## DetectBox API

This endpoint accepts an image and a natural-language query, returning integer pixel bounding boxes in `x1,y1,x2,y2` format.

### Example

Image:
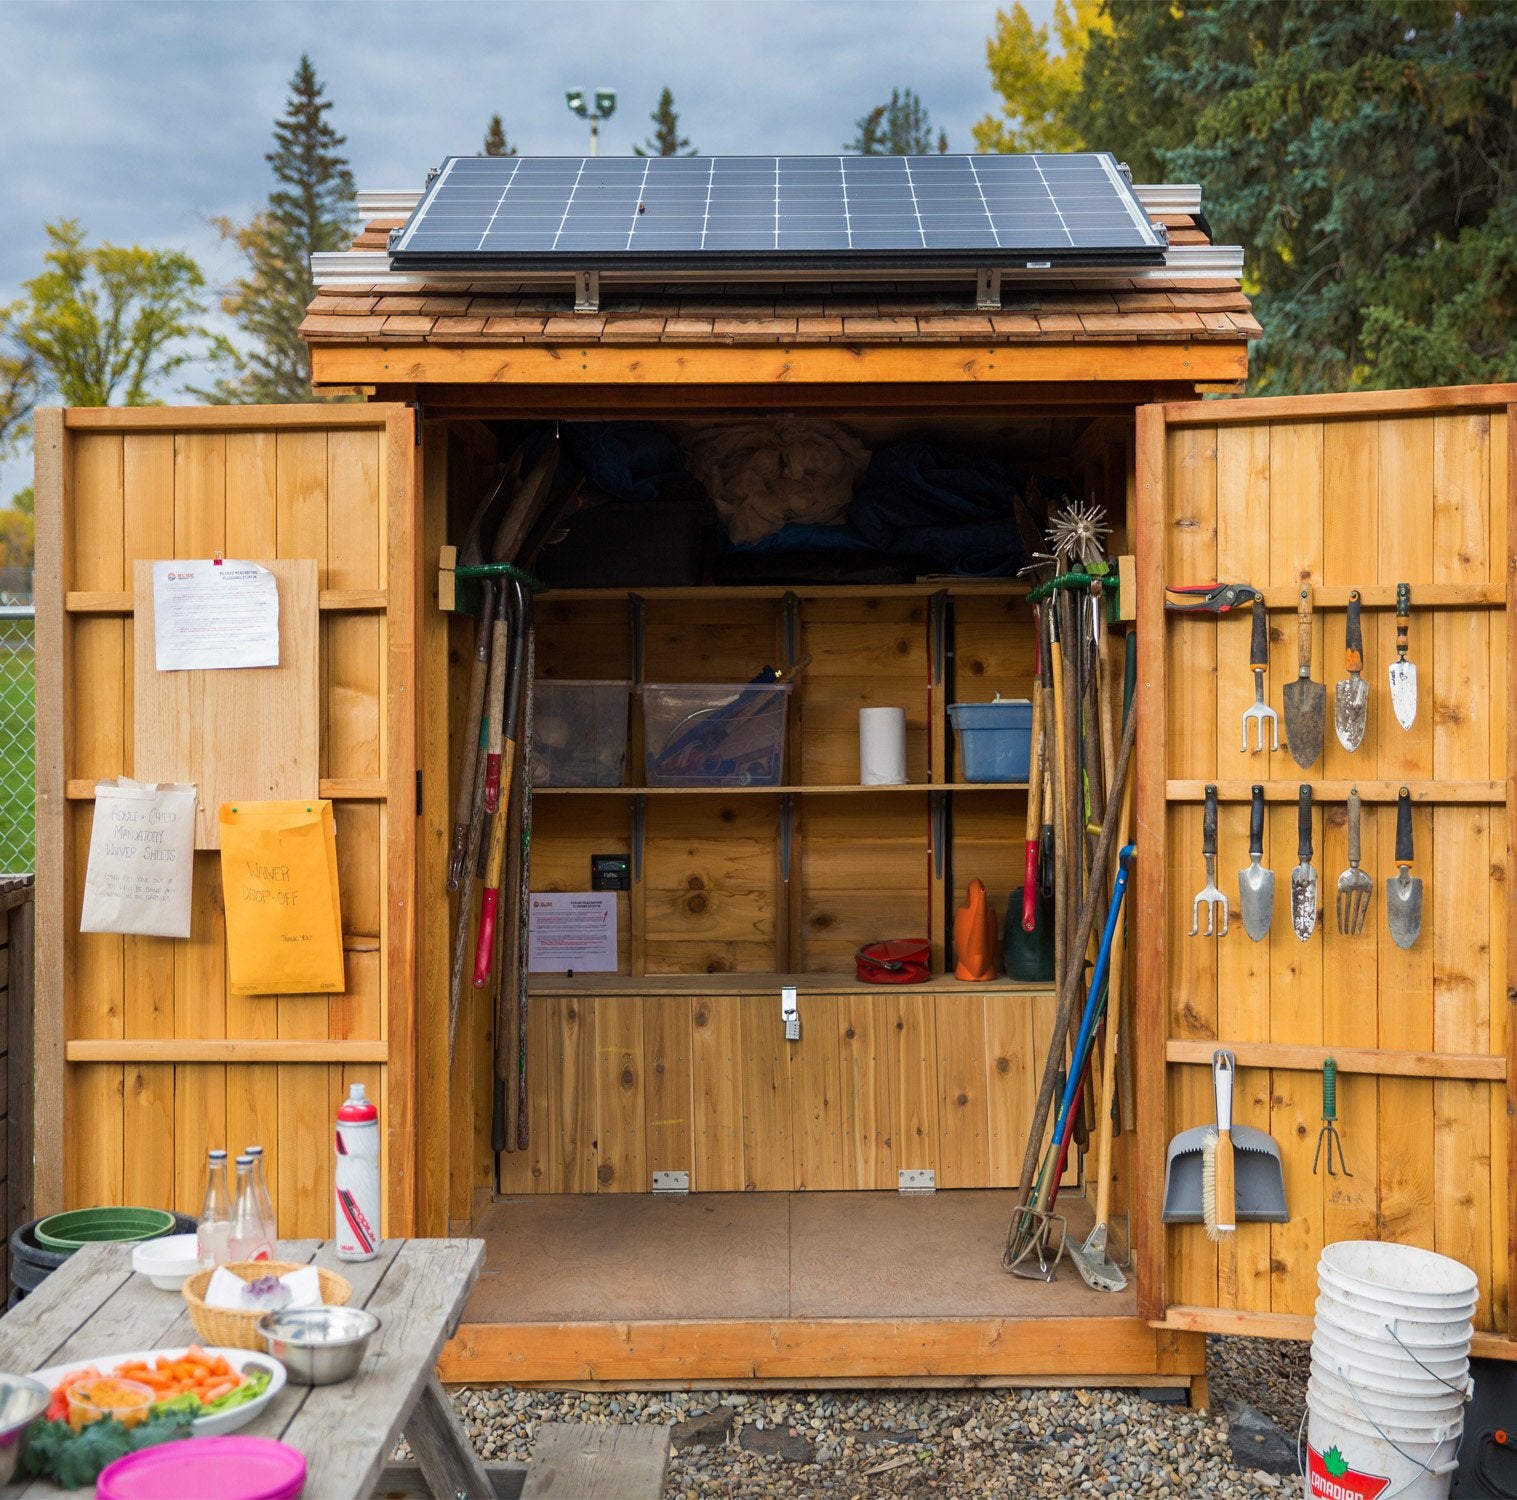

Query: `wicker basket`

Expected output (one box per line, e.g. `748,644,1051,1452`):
182,1260,352,1351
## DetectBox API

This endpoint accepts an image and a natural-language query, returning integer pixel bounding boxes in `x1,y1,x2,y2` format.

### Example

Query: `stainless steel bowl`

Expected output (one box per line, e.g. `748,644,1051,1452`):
257,1305,381,1385
0,1374,49,1484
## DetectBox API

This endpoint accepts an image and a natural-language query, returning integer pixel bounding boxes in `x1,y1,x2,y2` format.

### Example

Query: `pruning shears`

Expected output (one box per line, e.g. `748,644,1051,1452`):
1164,582,1262,615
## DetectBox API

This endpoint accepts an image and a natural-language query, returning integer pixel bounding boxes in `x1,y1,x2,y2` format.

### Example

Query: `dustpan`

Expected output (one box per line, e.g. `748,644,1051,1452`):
1162,1123,1288,1223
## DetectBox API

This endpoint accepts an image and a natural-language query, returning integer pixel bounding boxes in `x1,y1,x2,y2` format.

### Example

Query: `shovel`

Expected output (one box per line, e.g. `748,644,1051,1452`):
1333,589,1368,752
1282,583,1325,769
1386,786,1423,949
1237,783,1273,942
1389,583,1418,731
1291,784,1318,943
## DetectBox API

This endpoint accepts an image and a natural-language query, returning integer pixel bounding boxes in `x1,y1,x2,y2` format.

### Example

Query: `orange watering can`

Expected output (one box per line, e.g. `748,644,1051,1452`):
953,878,996,982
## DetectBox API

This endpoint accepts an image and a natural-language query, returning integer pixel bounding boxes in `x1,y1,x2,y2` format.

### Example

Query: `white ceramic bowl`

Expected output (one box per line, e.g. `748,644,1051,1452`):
130,1234,208,1291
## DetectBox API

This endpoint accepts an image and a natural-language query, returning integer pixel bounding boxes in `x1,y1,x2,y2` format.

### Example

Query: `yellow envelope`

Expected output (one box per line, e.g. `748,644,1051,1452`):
219,800,344,995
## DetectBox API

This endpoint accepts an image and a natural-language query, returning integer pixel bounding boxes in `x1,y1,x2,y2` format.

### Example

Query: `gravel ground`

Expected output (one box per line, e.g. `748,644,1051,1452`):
448,1336,1311,1498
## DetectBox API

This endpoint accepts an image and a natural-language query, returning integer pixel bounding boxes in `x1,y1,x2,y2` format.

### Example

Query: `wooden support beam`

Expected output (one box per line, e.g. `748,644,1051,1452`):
1160,381,1517,427
1157,1305,1517,1362
61,405,396,431
1167,779,1504,805
65,588,388,614
1232,583,1503,609
313,341,1249,391
65,778,387,801
65,1039,389,1064
1166,1040,1505,1081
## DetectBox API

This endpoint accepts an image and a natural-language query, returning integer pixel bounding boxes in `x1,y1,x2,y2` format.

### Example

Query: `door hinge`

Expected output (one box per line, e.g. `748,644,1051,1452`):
898,1169,935,1195
652,1171,689,1195
415,769,423,815
410,402,422,445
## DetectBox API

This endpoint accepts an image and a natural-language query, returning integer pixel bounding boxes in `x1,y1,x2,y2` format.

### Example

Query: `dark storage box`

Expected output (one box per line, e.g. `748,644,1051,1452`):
536,500,706,588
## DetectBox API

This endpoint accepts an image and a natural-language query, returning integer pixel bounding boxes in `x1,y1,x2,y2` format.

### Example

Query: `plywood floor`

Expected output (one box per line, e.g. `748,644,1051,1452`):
464,1190,1134,1324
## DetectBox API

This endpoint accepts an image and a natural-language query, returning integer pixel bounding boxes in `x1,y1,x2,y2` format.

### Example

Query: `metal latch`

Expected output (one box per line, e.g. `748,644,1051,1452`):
781,985,799,1042
652,1171,689,1195
898,1169,936,1195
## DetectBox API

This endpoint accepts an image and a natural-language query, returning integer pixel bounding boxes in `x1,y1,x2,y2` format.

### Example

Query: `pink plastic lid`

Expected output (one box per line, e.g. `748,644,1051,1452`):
98,1436,306,1500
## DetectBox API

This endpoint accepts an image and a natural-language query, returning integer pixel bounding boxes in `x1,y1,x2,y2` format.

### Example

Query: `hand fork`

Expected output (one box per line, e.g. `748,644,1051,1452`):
1335,787,1373,935
1241,597,1280,753
1190,783,1229,936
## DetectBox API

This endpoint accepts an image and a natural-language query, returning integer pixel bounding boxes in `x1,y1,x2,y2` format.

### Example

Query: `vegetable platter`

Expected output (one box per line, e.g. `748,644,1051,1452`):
31,1345,285,1438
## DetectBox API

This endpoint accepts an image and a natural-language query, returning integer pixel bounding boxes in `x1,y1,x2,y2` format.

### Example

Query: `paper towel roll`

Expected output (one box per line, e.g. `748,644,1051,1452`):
859,707,908,785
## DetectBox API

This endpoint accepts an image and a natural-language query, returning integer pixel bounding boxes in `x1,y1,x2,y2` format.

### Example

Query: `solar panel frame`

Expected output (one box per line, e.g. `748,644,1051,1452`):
388,152,1166,272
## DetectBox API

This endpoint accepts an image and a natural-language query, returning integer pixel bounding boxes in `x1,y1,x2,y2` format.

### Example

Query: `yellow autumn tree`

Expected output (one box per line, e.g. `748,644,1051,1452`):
973,0,1111,154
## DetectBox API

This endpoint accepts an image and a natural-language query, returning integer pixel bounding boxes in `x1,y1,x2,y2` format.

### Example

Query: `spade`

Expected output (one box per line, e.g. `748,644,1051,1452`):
1282,584,1325,770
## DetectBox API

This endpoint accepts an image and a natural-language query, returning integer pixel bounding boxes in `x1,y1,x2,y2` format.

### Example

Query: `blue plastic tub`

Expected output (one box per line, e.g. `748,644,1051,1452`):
948,698,1033,782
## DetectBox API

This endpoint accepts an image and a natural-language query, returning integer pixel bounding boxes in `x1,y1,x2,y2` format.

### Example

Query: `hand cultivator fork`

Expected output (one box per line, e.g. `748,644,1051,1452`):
1189,784,1229,937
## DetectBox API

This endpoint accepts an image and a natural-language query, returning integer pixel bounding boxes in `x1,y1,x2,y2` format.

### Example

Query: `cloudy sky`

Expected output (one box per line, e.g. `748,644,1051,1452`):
1,0,1055,498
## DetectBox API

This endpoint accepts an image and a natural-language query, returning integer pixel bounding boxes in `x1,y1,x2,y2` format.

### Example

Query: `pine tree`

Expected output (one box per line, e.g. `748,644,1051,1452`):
845,88,943,154
201,55,356,404
483,115,517,157
633,88,696,157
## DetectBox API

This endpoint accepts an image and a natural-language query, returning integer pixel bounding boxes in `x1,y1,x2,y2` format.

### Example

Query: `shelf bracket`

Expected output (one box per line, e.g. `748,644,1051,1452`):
930,789,946,880
629,593,646,685
782,590,800,669
779,793,794,884
930,588,950,687
630,794,645,884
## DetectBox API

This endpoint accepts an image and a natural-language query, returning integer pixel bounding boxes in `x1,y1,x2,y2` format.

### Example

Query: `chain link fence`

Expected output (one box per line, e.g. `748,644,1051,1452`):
0,599,35,874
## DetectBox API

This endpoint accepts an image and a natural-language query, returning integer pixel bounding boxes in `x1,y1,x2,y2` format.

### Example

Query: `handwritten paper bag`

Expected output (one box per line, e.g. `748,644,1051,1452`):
80,778,197,938
219,800,344,995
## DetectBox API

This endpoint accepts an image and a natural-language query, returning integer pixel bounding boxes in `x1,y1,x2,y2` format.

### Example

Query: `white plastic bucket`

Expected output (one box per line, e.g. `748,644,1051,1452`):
1305,1398,1459,1500
1319,1241,1479,1311
1306,1242,1475,1499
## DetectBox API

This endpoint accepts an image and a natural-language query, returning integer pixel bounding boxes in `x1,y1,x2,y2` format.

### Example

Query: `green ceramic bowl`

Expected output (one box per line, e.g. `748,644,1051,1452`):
34,1207,177,1253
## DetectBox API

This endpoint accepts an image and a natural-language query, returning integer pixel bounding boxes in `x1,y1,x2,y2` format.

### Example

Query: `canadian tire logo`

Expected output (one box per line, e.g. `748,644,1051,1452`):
1308,1444,1391,1500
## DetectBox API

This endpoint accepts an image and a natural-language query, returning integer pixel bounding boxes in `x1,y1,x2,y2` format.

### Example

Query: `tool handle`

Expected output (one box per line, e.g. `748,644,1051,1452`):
472,887,500,988
1296,585,1313,674
1344,590,1363,672
1250,596,1269,672
1395,582,1410,659
1202,784,1218,858
1022,844,1039,932
1347,787,1361,866
1396,786,1413,865
1213,1049,1235,1132
1249,784,1265,859
1322,1058,1338,1122
1298,784,1313,861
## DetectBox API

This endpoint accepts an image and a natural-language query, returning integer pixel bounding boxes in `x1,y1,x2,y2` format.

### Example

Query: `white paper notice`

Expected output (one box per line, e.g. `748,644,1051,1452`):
80,778,198,938
528,891,618,974
152,559,280,671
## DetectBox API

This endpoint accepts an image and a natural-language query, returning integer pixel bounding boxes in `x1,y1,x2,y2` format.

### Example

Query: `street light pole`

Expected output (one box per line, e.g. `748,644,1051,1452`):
566,87,616,155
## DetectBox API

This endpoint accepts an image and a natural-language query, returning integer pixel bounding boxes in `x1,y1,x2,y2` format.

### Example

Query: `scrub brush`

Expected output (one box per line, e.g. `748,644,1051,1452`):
1202,1050,1237,1243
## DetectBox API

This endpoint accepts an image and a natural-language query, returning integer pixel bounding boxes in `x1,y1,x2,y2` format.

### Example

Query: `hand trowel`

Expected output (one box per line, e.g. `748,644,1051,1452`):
1238,783,1274,942
1334,589,1368,752
1387,786,1423,949
1389,583,1418,731
1283,584,1325,769
1290,784,1318,942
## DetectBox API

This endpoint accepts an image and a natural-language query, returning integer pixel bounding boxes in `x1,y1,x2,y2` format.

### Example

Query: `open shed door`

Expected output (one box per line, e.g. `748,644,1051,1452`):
1132,384,1516,1352
32,404,419,1238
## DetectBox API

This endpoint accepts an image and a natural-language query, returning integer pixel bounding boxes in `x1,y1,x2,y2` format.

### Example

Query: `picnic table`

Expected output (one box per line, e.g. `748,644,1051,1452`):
0,1237,493,1500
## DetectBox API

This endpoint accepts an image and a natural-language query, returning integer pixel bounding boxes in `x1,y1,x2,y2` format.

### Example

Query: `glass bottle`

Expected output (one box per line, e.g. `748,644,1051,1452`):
245,1145,278,1253
196,1149,232,1268
228,1154,272,1263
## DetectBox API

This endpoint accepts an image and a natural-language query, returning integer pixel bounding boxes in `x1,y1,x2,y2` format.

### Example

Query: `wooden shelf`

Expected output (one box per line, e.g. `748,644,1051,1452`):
536,580,1029,604
532,781,1028,796
529,971,1052,997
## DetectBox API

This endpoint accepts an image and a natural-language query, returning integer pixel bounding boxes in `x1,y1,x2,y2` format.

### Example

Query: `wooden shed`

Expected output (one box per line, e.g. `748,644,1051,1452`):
30,162,1516,1398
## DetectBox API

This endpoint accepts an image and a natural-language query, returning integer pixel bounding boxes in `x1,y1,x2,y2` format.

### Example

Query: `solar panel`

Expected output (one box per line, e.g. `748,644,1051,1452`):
388,153,1166,272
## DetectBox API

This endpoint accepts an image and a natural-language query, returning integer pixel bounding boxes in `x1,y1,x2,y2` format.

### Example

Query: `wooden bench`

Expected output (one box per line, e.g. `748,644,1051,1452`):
376,1420,671,1499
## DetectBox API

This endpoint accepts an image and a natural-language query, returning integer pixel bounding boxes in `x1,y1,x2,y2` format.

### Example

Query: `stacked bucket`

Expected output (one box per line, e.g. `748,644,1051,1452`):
1306,1240,1477,1500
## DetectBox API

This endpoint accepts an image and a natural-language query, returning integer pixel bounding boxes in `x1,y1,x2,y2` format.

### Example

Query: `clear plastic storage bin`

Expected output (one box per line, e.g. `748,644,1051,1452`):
531,680,631,786
641,682,791,786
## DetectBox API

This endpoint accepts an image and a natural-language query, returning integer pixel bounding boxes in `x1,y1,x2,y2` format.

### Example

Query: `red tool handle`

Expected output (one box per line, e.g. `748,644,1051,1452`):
473,887,500,987
1021,842,1040,932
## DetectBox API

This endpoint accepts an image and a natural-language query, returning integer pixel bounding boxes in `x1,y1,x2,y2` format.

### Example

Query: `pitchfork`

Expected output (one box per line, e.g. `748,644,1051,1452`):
1190,784,1229,937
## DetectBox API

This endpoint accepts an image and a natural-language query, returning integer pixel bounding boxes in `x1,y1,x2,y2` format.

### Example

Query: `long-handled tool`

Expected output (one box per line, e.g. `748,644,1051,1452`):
1389,582,1418,730
1335,787,1373,935
1241,595,1279,753
1021,620,1045,932
1202,1050,1237,1242
1238,783,1274,942
1291,783,1319,942
1312,1058,1352,1177
1069,842,1135,1293
1190,783,1228,937
1282,582,1325,769
1002,701,1138,1274
1386,786,1423,948
1334,589,1368,752
449,582,496,891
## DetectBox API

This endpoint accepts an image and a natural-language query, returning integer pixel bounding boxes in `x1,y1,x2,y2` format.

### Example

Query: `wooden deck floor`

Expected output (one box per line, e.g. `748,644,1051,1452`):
460,1190,1131,1324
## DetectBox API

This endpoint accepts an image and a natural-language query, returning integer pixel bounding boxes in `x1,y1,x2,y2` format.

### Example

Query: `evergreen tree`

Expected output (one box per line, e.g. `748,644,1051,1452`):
202,55,356,404
633,88,695,157
845,88,943,154
483,115,518,157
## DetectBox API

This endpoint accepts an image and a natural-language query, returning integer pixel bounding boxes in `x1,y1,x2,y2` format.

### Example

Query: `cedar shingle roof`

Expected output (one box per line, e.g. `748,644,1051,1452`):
301,212,1259,349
